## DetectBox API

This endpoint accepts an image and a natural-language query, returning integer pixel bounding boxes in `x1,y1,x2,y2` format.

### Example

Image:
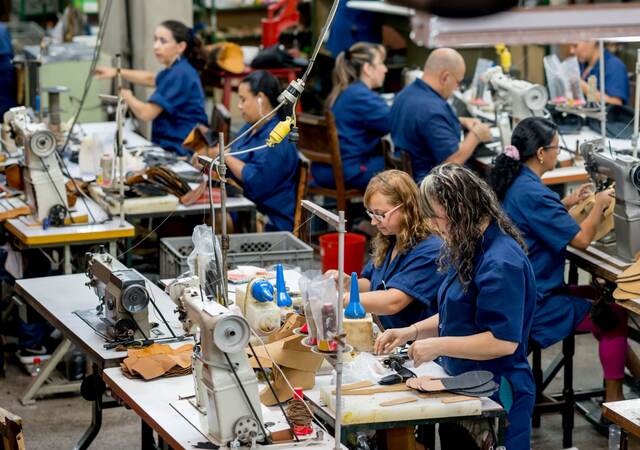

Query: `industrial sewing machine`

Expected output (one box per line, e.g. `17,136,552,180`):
169,282,266,446
85,248,151,341
581,139,640,261
482,66,549,123
1,106,69,222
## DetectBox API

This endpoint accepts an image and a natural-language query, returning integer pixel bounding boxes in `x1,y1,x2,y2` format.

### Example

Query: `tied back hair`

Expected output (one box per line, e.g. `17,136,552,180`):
364,170,432,267
421,164,525,289
241,70,290,120
160,20,206,71
488,117,558,200
326,42,385,109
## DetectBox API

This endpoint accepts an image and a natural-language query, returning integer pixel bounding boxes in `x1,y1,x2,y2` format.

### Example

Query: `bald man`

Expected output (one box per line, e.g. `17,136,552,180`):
390,48,491,182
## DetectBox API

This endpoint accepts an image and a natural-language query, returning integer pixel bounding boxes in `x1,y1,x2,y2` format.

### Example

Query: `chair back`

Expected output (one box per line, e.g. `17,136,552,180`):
0,408,25,450
293,152,310,241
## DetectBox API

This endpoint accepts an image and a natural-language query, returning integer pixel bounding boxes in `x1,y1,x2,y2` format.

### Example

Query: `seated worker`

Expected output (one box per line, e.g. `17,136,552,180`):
376,164,537,450
195,71,299,232
326,0,382,58
572,41,629,105
489,117,640,403
390,48,492,183
311,42,389,190
95,20,208,156
327,170,444,329
0,24,16,120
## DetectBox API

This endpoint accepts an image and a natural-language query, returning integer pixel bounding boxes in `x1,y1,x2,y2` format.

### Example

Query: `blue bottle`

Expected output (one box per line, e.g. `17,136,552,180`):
275,263,292,307
344,272,365,319
251,279,274,302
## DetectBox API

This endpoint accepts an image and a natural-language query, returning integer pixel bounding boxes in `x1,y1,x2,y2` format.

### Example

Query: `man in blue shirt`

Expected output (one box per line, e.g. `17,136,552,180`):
326,0,382,57
572,41,629,105
390,48,492,182
0,24,16,121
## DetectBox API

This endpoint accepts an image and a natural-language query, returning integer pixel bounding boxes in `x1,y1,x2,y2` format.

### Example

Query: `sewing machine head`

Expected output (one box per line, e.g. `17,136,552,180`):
580,139,640,260
86,248,151,341
482,67,549,123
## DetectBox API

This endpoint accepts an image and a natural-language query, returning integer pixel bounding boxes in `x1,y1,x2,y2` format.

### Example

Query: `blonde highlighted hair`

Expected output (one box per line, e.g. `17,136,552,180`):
364,170,432,267
326,42,386,109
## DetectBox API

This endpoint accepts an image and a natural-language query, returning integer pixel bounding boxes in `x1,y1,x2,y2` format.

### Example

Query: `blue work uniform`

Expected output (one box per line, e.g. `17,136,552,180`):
391,79,461,183
437,222,537,450
149,57,208,156
326,0,381,57
229,116,299,232
502,166,590,349
361,235,444,330
580,49,630,104
0,25,16,120
311,81,389,190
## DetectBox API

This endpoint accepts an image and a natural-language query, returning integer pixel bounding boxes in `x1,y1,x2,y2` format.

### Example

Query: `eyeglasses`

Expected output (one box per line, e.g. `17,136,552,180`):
543,144,572,153
366,203,403,222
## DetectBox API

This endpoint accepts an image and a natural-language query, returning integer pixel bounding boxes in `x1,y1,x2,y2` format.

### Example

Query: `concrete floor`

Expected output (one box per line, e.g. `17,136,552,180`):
1,334,640,449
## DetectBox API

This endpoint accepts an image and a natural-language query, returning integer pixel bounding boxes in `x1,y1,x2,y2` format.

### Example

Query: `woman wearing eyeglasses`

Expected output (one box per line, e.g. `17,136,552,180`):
489,117,640,403
328,169,445,330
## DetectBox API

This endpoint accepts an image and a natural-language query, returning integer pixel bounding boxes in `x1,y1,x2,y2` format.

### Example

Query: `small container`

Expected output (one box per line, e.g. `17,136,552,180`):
98,153,113,187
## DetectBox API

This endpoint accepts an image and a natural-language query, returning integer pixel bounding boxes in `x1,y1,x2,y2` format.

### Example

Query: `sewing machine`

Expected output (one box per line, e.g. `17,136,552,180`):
482,67,549,123
2,106,68,222
235,277,282,337
581,139,640,261
85,248,151,341
169,283,265,446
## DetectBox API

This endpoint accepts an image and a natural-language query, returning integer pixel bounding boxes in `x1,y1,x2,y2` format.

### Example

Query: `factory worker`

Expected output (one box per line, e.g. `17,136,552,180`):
327,170,444,329
490,117,640,403
95,20,208,156
312,42,389,190
572,41,629,105
376,164,536,450
390,48,492,183
326,0,382,58
197,71,299,232
0,24,16,121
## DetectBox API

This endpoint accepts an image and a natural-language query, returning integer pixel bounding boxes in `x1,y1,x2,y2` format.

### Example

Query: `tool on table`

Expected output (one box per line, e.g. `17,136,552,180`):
406,370,498,398
378,354,416,385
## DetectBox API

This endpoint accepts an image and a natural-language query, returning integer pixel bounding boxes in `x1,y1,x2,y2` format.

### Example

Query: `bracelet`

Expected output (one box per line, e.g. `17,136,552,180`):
411,324,419,341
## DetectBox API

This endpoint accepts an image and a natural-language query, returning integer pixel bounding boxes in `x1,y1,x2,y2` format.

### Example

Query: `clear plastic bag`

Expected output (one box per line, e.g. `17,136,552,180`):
561,56,585,104
544,54,570,102
187,224,223,300
299,270,322,345
333,352,394,385
308,275,339,352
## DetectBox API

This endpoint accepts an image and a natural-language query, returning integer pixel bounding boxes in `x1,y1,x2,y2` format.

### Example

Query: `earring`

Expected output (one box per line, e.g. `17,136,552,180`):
539,159,544,164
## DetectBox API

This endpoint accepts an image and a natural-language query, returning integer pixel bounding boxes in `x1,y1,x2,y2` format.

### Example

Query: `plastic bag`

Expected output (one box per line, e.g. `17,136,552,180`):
299,270,322,346
333,352,394,385
544,54,570,102
561,56,585,104
187,224,224,300
308,275,339,353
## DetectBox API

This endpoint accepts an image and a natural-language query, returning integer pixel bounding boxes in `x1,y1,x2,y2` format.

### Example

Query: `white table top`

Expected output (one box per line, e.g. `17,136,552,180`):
15,273,187,367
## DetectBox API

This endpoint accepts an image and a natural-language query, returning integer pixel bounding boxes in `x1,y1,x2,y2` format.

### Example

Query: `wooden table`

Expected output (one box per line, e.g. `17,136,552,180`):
603,399,640,450
14,273,188,449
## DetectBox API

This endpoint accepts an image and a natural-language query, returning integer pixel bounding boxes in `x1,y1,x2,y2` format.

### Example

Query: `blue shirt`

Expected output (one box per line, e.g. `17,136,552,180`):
502,166,591,347
580,49,629,104
149,57,208,156
437,222,536,449
0,25,15,120
361,235,444,330
230,116,299,232
326,0,381,57
391,79,461,182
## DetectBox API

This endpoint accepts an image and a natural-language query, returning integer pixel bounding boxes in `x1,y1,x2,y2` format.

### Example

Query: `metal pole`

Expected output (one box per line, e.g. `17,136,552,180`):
115,53,125,227
334,210,345,450
218,132,229,306
633,49,640,158
599,40,607,143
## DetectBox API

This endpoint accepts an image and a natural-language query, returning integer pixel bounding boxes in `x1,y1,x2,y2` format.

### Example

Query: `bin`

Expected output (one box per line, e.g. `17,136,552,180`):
319,232,366,276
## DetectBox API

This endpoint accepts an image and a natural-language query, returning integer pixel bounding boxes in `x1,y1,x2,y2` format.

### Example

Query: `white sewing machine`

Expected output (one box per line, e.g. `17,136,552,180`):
169,283,265,446
482,67,549,123
2,106,68,222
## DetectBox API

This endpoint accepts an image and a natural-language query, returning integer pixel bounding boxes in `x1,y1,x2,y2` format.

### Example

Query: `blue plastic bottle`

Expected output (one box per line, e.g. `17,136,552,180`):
344,272,365,319
275,263,292,307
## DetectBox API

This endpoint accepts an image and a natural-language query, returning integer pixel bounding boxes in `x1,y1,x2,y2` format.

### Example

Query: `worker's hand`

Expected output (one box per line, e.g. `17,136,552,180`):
580,79,589,96
374,327,414,355
408,338,442,367
459,117,480,130
326,269,351,292
342,293,350,308
119,88,133,102
471,123,492,143
94,66,117,79
595,187,614,212
565,183,593,207
191,145,221,169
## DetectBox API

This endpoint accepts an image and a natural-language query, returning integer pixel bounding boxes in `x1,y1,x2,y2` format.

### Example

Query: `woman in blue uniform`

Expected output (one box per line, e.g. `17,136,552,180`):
198,71,299,232
490,117,640,403
95,20,208,156
312,42,389,190
376,164,537,450
328,170,444,329
572,41,629,105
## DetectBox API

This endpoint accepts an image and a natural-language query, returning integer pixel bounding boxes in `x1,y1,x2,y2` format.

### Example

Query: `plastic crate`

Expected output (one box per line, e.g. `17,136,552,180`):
160,232,314,279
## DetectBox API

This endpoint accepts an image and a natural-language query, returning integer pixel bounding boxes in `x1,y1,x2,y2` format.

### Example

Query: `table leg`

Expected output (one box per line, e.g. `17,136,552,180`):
20,338,80,405
621,428,629,450
562,335,575,449
64,244,72,274
141,419,155,450
75,365,105,450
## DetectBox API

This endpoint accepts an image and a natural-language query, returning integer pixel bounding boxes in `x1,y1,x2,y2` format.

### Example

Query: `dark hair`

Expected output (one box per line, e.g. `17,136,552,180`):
488,117,558,200
240,70,289,119
159,20,206,71
421,164,525,289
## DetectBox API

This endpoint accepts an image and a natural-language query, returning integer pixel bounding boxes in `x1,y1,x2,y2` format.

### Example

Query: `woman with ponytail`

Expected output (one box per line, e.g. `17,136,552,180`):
312,42,390,190
95,20,207,156
489,117,640,404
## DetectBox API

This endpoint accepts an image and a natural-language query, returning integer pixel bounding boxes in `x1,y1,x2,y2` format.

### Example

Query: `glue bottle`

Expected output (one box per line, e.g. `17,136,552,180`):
344,272,365,319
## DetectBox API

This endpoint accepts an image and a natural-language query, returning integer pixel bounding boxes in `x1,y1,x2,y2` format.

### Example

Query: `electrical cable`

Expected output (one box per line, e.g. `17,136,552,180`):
147,285,178,338
116,208,177,259
37,155,75,224
223,352,272,445
300,0,341,84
